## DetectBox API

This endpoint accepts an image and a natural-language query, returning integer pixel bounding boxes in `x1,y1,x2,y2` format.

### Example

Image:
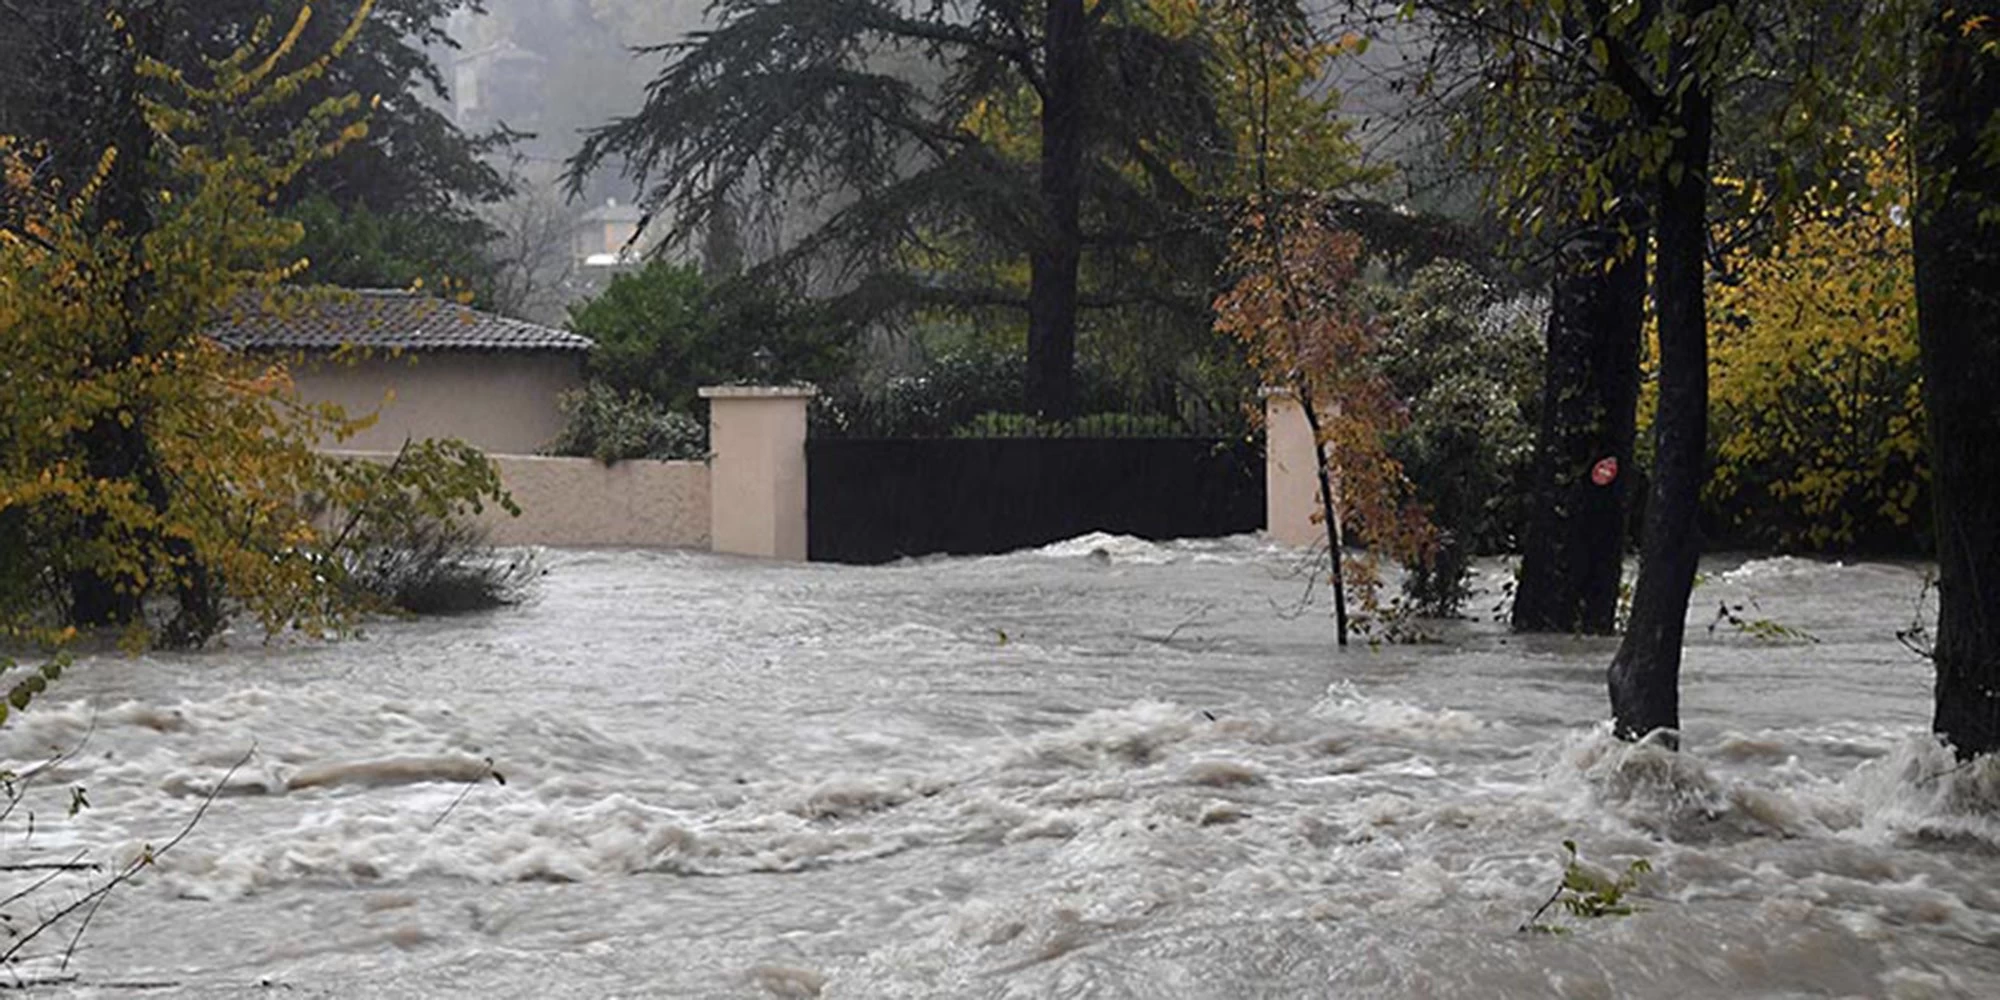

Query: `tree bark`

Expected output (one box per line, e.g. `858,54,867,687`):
1298,394,1350,646
1512,216,1645,634
1511,0,1651,636
68,0,164,629
1915,0,2000,759
1607,2,1720,743
64,0,220,644
1026,0,1086,420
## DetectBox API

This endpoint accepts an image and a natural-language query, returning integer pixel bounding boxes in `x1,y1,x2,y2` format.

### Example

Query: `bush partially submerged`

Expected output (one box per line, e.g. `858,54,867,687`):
546,383,707,464
1375,262,1546,616
313,445,535,618
342,516,536,616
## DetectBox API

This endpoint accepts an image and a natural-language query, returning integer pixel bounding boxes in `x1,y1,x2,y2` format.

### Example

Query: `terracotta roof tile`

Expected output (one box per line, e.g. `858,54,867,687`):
210,289,594,353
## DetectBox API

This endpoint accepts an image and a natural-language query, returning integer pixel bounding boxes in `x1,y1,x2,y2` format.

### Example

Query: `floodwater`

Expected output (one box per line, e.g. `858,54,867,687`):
4,536,1996,998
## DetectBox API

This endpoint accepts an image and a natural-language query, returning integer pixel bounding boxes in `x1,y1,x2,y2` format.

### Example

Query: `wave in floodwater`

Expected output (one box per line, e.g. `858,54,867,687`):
0,541,1992,998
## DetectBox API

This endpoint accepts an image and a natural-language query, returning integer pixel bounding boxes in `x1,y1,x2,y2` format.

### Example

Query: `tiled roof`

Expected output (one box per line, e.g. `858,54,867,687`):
210,289,594,354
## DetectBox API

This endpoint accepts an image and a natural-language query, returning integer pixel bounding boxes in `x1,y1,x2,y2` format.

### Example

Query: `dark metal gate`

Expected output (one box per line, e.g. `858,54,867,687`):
807,437,1264,564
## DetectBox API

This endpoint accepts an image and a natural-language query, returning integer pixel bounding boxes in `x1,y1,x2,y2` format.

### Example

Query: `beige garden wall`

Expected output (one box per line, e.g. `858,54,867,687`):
480,455,711,549
330,451,711,550
295,351,583,456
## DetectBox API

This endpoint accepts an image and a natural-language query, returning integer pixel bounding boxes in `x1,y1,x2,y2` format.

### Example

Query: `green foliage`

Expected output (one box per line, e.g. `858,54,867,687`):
1706,598,1821,644
285,193,499,300
0,3,517,660
952,412,1068,439
952,411,1190,439
1422,0,1907,243
1375,262,1546,616
545,383,708,464
1521,840,1654,934
0,653,68,729
0,1,518,298
813,342,1152,438
341,514,535,616
569,260,855,414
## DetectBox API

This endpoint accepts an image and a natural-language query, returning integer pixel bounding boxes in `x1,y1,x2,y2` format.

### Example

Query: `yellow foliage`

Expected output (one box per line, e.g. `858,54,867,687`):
0,0,510,668
960,1,1379,199
1704,137,1924,548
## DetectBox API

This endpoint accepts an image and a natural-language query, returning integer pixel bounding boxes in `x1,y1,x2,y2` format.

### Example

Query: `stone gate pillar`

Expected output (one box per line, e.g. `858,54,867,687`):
1264,388,1324,549
700,385,816,560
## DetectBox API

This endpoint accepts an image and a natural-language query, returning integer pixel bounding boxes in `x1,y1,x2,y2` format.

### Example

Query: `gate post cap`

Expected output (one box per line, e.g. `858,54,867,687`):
699,384,818,399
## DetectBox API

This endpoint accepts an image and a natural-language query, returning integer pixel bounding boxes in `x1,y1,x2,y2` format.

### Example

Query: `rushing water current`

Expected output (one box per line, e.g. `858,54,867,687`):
6,536,1997,998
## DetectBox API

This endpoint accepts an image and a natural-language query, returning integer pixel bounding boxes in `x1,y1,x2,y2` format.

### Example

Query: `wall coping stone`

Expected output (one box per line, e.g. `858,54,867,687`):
699,385,818,400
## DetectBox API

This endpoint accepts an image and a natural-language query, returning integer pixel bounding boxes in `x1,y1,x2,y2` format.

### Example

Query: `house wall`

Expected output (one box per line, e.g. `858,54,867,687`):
295,351,582,456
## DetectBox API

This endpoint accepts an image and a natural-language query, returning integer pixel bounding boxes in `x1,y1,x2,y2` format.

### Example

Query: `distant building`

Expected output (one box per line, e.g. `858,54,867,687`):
211,290,594,456
574,199,649,267
449,39,550,136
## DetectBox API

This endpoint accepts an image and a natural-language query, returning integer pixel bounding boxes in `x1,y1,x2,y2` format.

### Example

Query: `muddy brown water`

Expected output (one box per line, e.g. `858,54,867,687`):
3,537,1993,998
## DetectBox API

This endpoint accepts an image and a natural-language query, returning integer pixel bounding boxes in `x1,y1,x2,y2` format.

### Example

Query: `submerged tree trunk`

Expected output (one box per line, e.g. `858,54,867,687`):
1607,4,1719,742
1512,1,1652,635
1026,0,1086,420
1298,394,1350,646
1915,0,2000,759
1512,215,1645,634
62,0,220,644
68,0,163,629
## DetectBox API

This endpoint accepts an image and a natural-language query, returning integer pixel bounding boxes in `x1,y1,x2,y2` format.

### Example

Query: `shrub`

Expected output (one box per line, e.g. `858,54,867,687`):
546,383,707,464
341,515,537,616
1374,262,1547,616
813,344,1029,438
951,411,1192,438
1702,141,1923,551
569,261,854,413
812,342,1184,438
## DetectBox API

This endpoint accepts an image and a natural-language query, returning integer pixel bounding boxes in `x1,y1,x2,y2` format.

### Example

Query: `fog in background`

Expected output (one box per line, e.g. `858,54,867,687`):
437,0,710,321
439,1,1449,323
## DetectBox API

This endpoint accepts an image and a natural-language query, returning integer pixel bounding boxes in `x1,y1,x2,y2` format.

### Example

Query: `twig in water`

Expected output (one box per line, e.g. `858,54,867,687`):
1520,877,1568,933
1156,602,1217,645
1916,755,1983,786
0,743,261,973
430,757,505,831
1267,538,1329,620
0,849,91,911
0,715,97,833
1896,572,1938,662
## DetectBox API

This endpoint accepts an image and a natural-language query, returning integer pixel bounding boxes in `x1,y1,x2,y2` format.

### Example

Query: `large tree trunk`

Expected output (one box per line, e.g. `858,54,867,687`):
1512,216,1645,634
1297,393,1351,646
1512,0,1650,635
66,0,219,644
1915,0,2000,759
1026,0,1086,420
68,0,163,628
1607,5,1718,743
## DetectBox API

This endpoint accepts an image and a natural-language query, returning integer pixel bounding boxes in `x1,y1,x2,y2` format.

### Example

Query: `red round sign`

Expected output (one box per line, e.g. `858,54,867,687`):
1591,457,1619,487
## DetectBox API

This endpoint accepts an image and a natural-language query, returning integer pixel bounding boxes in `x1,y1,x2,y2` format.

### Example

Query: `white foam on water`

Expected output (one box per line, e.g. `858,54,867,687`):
1720,555,1847,584
8,551,1998,998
